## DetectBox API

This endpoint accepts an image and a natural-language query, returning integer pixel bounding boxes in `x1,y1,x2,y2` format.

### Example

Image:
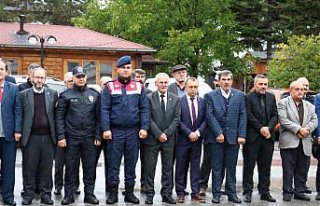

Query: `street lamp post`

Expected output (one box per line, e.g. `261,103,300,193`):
28,35,57,67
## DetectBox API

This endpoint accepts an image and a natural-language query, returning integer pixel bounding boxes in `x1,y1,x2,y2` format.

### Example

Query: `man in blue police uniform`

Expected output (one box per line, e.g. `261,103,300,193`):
101,55,149,204
56,66,101,205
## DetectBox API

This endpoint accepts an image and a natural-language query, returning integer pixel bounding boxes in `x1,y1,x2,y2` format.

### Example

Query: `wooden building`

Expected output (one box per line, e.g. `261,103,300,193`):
0,21,156,83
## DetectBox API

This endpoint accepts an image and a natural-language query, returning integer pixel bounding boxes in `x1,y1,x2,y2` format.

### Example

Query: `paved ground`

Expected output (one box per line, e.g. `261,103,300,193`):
1,143,320,205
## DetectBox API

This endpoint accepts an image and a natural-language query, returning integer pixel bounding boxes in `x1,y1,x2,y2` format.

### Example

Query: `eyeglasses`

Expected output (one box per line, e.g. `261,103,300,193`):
120,66,131,70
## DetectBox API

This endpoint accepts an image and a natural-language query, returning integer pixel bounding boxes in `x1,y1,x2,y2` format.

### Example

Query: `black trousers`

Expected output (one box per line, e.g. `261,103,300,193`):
54,147,80,191
315,146,320,192
242,137,274,194
22,134,55,199
280,142,309,195
64,138,97,197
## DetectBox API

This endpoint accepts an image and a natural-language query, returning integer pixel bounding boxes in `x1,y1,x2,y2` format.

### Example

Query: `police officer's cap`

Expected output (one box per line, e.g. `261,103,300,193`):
116,55,131,68
72,66,87,77
171,64,187,74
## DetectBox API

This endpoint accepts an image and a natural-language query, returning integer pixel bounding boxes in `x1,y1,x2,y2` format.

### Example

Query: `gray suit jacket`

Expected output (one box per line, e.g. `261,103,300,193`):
143,91,180,146
20,87,58,147
278,96,318,156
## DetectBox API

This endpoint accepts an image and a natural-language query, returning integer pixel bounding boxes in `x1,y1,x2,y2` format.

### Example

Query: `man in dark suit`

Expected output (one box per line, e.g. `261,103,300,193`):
20,67,58,205
0,60,22,206
143,72,180,205
205,70,247,204
278,81,317,202
242,74,278,203
168,64,187,97
175,77,206,203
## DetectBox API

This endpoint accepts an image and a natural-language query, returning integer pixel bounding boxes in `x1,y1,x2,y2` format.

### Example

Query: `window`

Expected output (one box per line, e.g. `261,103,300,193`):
84,61,96,84
2,58,19,75
100,62,113,78
67,61,80,72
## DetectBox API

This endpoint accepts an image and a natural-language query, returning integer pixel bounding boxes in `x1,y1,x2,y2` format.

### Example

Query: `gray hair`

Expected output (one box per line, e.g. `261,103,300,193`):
32,67,46,77
64,72,73,82
155,72,169,82
218,70,233,80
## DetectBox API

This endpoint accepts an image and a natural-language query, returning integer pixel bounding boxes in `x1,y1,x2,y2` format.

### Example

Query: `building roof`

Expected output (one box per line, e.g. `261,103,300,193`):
0,22,155,52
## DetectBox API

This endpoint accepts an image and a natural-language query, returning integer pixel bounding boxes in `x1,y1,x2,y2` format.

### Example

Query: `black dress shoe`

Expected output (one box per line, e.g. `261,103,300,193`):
228,195,242,204
3,200,16,206
316,192,320,200
61,196,75,205
261,193,276,202
162,195,176,204
294,193,310,201
41,197,54,205
21,198,32,205
211,195,220,204
244,193,252,203
304,187,312,194
74,188,81,195
145,196,153,205
84,195,99,205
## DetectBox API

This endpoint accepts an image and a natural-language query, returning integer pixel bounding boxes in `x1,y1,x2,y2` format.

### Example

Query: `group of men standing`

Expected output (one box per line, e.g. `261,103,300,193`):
1,56,320,206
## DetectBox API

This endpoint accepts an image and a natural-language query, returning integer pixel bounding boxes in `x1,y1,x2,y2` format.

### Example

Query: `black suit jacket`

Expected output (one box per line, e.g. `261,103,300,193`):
246,91,278,143
20,87,58,147
143,91,180,146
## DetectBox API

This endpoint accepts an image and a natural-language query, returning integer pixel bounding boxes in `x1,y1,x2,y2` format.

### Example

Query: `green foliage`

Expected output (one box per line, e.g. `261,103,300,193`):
73,0,246,77
268,35,320,91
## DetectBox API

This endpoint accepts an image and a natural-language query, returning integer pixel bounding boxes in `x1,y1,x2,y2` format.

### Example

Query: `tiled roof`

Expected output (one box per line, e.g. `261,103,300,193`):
0,22,155,52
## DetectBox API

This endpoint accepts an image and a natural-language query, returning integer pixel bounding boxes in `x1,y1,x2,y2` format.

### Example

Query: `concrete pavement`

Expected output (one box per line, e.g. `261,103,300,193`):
1,143,320,205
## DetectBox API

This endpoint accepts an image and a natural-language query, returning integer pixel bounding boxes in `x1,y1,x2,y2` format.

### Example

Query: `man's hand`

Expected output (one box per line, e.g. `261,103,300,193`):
158,133,167,143
298,127,309,138
237,137,246,145
260,127,271,139
139,129,148,139
216,134,224,143
14,132,22,142
103,130,112,140
58,139,67,148
94,139,101,146
188,132,198,142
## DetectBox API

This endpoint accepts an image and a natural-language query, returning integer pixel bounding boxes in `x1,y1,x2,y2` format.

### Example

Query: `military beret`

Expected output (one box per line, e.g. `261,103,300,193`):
116,55,131,68
171,64,187,73
72,66,86,77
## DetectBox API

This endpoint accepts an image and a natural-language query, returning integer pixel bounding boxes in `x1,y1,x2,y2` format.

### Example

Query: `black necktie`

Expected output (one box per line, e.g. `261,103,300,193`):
160,94,165,118
260,94,267,125
190,97,196,126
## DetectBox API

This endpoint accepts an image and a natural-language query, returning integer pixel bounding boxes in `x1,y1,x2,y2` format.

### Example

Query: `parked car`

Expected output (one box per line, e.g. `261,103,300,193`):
12,75,66,94
145,78,212,98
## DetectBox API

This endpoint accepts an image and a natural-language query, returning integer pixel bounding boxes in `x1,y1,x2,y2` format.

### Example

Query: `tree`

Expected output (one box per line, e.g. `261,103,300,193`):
1,0,87,25
268,34,320,91
73,0,246,77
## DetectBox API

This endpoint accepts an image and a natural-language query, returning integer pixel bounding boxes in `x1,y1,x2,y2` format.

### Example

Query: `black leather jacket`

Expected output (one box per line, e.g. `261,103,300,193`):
55,84,101,140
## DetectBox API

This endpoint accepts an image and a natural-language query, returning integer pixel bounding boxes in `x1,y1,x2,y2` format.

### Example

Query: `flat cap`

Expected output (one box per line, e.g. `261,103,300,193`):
171,64,187,73
116,55,131,67
72,66,86,77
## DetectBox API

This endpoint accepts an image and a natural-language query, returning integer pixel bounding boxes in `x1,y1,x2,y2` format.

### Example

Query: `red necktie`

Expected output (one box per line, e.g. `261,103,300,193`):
0,87,3,103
